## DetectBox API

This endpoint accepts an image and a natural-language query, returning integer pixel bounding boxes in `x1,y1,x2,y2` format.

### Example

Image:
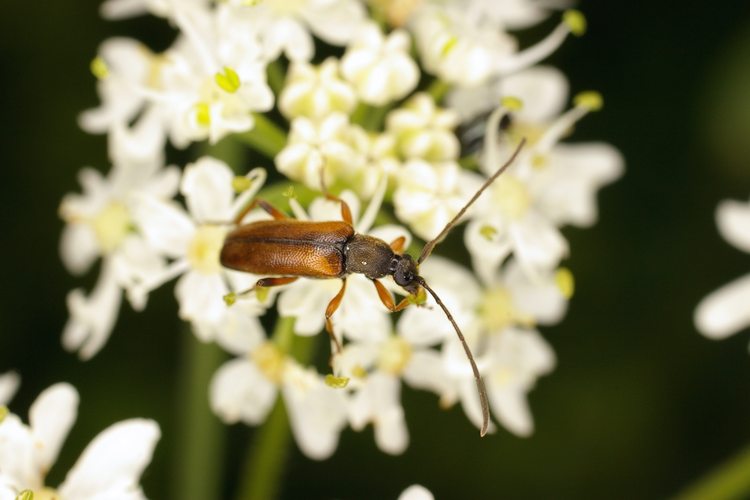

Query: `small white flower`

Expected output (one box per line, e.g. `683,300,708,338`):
210,342,348,460
469,327,555,437
341,23,419,105
335,324,453,454
79,38,156,134
465,94,619,279
279,58,357,120
0,383,160,499
695,198,750,340
393,160,483,241
60,115,178,359
250,0,368,62
447,65,569,125
160,12,274,147
283,363,349,459
0,372,19,406
398,257,559,436
410,5,584,86
130,157,268,337
386,93,460,162
276,113,381,196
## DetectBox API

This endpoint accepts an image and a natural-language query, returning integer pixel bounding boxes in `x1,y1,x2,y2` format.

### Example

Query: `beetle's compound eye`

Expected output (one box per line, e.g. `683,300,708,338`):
393,255,418,291
389,257,399,274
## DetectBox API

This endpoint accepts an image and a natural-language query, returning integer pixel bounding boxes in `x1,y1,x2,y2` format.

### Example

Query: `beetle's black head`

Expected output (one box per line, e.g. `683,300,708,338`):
390,254,420,295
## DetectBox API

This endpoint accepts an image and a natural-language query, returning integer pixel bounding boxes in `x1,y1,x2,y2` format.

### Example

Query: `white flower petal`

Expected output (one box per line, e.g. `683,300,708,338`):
539,143,624,227
489,388,533,437
60,223,100,275
0,372,20,406
131,194,194,258
58,419,160,499
717,199,750,253
402,350,452,396
695,273,750,339
509,214,568,274
182,157,235,222
29,383,79,471
399,485,434,500
283,366,347,460
62,258,123,360
210,358,277,425
0,414,39,491
501,66,569,123
175,271,228,326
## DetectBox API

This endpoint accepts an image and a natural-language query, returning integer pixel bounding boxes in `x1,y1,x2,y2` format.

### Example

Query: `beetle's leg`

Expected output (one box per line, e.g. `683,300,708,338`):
324,279,346,353
232,276,298,299
372,279,412,312
389,236,406,254
233,199,288,225
318,163,354,225
254,276,298,288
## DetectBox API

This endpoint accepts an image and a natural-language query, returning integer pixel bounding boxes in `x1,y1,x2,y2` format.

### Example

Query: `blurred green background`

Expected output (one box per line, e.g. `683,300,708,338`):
2,1,750,498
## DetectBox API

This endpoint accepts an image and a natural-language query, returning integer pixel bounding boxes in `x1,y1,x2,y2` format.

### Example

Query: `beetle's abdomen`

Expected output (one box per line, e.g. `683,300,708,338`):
220,220,354,278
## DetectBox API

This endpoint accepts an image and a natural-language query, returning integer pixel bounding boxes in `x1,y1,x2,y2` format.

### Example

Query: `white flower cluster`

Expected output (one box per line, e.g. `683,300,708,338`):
695,198,750,344
59,0,622,460
0,380,159,499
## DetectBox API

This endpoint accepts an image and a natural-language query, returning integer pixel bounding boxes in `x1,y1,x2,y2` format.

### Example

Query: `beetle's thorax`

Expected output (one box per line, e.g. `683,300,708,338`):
343,233,394,279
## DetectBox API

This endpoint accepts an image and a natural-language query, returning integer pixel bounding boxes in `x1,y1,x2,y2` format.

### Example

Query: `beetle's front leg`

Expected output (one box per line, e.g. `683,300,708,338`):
371,279,413,312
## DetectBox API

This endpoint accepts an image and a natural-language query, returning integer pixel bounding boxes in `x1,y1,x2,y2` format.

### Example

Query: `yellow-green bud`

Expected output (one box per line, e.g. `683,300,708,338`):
90,56,109,80
501,96,523,112
195,102,211,126
0,406,8,423
325,374,350,388
440,36,459,57
215,66,241,93
223,292,237,307
16,491,34,500
563,10,587,37
479,224,498,241
573,91,603,111
232,176,253,193
555,267,575,299
255,286,269,303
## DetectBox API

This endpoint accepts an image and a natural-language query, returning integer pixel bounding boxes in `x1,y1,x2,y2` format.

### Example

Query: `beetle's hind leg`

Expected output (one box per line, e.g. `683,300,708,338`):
226,276,298,304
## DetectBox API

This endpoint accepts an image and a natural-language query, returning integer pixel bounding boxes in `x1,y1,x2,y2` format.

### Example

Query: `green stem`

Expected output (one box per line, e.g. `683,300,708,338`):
237,113,288,159
173,331,227,500
235,317,317,500
674,443,750,500
351,102,390,132
266,60,286,96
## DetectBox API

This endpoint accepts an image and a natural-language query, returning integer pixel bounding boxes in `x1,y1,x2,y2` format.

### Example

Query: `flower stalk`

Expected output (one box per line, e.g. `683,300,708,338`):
236,317,317,500
173,331,227,500
238,114,288,159
674,443,750,500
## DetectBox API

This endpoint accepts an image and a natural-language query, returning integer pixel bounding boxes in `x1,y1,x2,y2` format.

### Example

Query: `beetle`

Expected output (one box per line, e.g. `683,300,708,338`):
221,139,526,437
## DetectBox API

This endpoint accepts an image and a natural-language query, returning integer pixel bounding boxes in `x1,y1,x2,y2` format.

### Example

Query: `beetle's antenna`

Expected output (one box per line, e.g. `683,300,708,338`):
418,138,527,265
416,276,490,437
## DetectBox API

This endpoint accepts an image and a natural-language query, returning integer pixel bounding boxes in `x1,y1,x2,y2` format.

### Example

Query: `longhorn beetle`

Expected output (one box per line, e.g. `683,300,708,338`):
221,139,527,437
